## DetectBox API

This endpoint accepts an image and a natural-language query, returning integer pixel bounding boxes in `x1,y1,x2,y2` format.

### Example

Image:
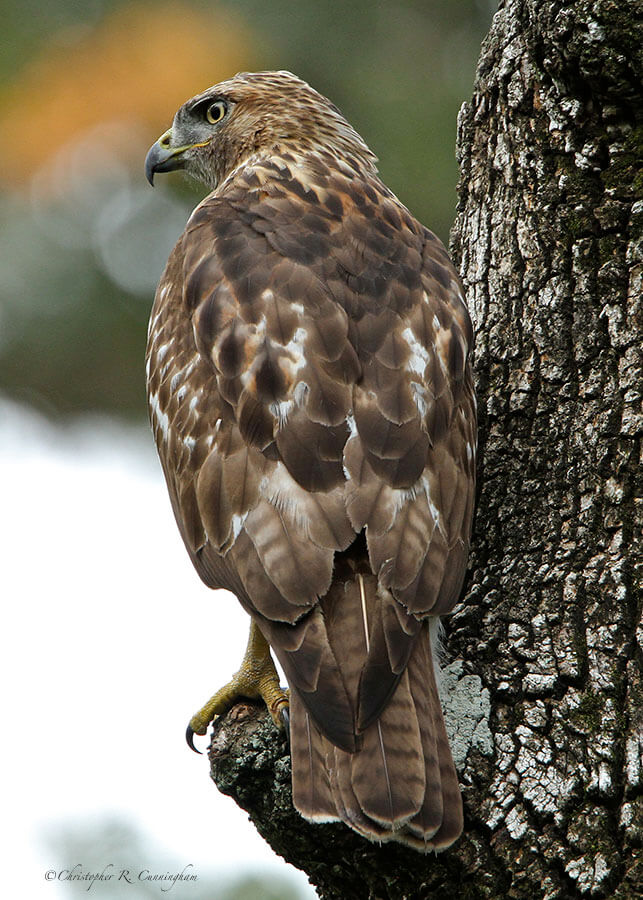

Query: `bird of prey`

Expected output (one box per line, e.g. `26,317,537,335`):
144,71,476,851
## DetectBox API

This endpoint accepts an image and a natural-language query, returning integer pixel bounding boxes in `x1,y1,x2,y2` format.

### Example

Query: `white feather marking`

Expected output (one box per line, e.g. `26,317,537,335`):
435,327,454,376
183,357,198,378
254,314,268,339
293,381,309,406
421,476,444,536
148,392,169,441
429,617,445,691
358,573,370,653
156,342,170,363
376,719,396,825
169,359,199,395
392,485,419,513
282,327,308,378
269,399,294,426
147,310,162,338
428,498,442,530
410,381,429,417
263,463,312,534
231,512,248,541
401,327,430,376
204,422,220,451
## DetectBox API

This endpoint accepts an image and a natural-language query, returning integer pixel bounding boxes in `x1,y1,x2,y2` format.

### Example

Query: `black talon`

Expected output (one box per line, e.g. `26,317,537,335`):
280,706,291,747
186,724,203,754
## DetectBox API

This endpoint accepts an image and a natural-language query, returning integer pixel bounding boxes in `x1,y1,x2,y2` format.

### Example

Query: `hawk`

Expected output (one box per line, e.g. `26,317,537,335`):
144,71,476,851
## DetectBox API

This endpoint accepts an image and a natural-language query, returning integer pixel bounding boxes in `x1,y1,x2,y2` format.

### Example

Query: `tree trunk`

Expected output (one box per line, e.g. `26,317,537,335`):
205,2,642,897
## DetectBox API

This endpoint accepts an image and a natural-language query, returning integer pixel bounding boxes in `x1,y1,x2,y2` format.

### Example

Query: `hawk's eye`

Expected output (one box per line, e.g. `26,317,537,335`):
205,101,226,125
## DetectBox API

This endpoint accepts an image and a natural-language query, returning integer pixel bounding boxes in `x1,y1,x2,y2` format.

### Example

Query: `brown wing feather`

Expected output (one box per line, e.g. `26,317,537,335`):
147,105,475,852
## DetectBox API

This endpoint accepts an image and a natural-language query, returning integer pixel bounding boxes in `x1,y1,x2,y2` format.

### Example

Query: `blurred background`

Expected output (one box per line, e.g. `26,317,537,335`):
1,1,495,896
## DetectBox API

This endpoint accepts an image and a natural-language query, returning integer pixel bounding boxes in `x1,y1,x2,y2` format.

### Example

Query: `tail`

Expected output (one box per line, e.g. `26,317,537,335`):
289,571,463,851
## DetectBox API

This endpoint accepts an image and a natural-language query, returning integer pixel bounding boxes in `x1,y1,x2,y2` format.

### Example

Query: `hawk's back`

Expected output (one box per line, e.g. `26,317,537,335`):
146,71,475,850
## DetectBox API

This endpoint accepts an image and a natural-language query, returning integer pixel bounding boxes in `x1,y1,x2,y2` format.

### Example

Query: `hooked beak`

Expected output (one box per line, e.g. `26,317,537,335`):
145,130,182,185
144,130,211,186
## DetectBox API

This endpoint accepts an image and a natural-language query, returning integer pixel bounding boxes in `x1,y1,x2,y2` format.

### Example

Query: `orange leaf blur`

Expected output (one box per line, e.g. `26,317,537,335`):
0,2,254,185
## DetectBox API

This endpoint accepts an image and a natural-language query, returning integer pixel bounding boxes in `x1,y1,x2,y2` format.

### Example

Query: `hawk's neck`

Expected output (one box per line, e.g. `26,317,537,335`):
215,145,379,199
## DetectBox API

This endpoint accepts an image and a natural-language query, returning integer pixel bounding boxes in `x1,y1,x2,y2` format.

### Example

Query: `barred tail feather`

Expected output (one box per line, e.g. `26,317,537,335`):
289,571,462,850
289,689,337,823
350,668,425,826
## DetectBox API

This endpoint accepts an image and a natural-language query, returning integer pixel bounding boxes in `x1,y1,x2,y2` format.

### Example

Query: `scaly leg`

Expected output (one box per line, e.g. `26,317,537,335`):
186,621,289,751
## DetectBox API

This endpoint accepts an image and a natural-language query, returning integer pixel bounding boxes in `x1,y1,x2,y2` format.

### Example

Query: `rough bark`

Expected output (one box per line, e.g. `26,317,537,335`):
205,2,642,897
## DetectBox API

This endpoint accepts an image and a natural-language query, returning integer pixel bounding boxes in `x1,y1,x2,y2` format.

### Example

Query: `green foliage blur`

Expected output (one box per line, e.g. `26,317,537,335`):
0,0,495,422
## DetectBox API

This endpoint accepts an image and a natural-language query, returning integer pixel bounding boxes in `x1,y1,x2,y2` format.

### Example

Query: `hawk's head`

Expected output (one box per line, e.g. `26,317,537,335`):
145,70,377,190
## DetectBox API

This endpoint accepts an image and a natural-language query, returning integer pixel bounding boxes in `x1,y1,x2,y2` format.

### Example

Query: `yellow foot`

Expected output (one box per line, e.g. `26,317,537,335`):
186,621,289,752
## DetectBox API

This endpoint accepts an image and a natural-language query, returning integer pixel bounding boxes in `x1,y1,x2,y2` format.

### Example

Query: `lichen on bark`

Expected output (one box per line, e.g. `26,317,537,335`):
449,0,641,895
